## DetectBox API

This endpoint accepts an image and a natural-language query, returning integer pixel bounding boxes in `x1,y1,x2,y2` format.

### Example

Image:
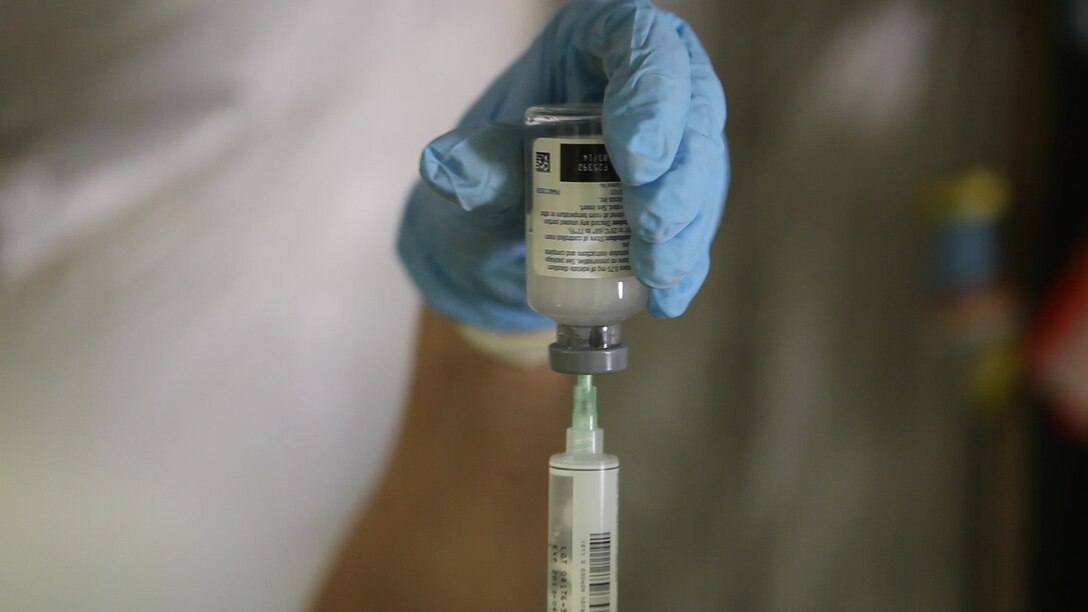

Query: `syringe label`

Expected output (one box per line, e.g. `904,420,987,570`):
547,466,618,612
548,474,573,611
530,137,632,279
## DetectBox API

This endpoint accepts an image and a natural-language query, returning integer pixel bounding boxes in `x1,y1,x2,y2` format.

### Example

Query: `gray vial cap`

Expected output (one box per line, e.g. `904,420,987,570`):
548,323,628,374
548,342,628,374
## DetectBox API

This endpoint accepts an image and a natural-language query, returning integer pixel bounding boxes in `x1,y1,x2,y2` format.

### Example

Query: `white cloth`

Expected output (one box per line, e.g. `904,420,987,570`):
0,2,545,610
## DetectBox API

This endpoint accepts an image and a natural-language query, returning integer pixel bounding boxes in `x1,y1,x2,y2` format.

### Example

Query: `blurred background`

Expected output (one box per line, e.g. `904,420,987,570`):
1,0,1085,610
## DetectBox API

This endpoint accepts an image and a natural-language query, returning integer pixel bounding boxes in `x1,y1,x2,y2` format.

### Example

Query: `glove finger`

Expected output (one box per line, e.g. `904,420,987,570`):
630,200,712,289
629,135,727,305
648,251,711,318
640,24,728,318
419,122,523,214
675,17,727,139
623,15,727,244
584,3,692,186
625,123,725,248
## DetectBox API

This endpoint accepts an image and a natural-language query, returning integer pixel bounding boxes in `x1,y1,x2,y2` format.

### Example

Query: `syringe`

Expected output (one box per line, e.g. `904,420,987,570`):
546,375,619,612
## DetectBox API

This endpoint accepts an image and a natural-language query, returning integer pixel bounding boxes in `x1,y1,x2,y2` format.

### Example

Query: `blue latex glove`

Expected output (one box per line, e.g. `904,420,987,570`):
398,0,729,331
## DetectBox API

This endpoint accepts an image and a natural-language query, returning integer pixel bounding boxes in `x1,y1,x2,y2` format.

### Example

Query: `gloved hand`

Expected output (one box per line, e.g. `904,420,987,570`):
398,0,729,331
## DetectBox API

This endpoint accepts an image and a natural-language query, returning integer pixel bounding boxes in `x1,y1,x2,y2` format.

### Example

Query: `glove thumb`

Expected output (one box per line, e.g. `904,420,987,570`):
419,122,523,214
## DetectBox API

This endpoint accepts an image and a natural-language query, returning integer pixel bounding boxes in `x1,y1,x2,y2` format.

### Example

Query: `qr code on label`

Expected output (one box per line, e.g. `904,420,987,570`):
535,151,551,173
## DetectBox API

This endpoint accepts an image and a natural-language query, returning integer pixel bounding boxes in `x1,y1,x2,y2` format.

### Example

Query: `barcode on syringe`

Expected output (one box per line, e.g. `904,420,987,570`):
588,532,612,611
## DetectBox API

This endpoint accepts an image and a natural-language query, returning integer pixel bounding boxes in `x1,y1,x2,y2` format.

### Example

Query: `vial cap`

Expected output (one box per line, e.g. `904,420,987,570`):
548,342,628,374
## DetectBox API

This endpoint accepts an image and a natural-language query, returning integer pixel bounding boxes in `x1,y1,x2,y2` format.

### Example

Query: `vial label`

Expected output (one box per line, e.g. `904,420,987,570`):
547,466,618,612
530,137,632,279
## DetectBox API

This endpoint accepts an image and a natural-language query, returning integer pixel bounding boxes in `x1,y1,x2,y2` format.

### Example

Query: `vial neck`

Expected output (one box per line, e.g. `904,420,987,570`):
555,324,622,350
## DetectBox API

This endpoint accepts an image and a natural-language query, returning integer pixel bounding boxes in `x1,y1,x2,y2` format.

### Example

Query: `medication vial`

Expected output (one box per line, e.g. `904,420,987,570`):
525,104,647,374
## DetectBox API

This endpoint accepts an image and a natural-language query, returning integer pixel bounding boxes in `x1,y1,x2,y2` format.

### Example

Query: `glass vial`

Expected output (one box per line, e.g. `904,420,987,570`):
525,104,648,374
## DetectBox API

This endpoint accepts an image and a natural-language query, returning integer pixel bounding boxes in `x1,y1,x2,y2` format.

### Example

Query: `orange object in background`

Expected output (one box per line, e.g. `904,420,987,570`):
1029,237,1088,440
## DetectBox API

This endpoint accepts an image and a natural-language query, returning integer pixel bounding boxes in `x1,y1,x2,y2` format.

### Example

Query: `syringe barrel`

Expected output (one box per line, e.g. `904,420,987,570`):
547,449,619,612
